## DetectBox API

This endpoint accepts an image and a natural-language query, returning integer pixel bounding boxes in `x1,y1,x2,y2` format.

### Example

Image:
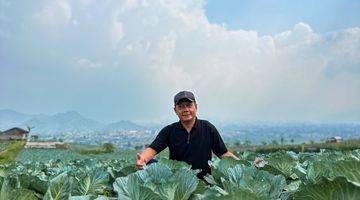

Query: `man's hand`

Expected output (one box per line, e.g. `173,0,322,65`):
136,148,157,170
136,153,147,169
220,151,239,160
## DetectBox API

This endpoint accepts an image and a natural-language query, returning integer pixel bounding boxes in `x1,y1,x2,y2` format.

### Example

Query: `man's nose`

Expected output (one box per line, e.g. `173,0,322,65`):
183,107,190,111
182,107,189,113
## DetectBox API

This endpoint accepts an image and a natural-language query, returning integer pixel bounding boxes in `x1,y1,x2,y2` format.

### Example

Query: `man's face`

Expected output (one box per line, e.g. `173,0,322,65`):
174,100,197,122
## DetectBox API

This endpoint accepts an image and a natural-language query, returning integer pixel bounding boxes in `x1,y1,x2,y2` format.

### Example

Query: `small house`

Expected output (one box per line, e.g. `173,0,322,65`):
326,136,343,143
24,141,66,149
0,127,29,140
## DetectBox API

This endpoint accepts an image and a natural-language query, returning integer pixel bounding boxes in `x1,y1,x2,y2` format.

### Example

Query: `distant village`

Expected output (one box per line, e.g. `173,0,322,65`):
0,126,346,150
0,126,157,149
1,110,358,149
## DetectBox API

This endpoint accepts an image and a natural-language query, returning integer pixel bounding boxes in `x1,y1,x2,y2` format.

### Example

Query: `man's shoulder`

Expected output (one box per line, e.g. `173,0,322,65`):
160,122,178,132
197,119,216,129
197,118,210,125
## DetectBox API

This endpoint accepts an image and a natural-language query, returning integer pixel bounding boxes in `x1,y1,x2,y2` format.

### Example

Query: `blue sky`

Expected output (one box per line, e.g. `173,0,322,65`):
0,0,359,123
206,0,360,35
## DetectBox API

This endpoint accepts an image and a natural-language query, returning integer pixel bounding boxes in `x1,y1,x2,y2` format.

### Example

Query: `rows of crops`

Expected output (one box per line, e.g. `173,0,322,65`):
0,148,359,199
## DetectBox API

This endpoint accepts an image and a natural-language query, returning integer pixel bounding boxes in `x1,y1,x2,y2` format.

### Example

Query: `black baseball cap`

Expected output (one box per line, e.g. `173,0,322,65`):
174,91,196,105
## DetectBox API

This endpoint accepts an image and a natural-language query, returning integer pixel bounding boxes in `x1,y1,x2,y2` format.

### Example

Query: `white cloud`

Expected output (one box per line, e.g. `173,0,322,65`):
110,1,359,121
274,22,320,47
1,0,360,122
109,12,124,48
33,0,72,28
73,58,102,69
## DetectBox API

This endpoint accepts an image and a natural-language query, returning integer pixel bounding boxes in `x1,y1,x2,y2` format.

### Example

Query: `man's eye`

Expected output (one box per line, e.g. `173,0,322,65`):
177,103,192,109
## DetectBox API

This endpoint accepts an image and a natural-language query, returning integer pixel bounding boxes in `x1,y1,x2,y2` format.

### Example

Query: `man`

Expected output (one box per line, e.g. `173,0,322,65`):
136,91,238,178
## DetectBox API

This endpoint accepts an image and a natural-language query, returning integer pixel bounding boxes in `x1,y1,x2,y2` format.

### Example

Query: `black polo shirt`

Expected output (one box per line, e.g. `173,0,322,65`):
149,118,228,178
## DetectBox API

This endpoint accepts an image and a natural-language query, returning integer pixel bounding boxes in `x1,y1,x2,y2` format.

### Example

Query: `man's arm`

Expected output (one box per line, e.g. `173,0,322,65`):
136,147,157,169
209,122,238,160
137,126,169,169
220,151,239,160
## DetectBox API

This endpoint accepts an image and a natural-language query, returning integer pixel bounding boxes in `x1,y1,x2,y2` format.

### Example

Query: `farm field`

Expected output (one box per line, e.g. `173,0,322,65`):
0,142,359,199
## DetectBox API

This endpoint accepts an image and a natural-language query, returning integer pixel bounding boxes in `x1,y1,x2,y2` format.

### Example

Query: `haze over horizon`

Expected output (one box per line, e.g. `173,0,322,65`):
1,0,360,123
2,108,360,126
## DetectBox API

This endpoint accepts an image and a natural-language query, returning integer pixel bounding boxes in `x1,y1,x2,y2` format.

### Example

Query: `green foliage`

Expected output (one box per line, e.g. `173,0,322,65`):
0,175,38,200
0,141,26,164
271,140,279,145
244,140,251,146
74,143,116,155
158,158,191,173
71,167,108,196
235,139,360,154
0,143,358,199
280,137,286,144
55,143,70,150
204,159,286,199
16,148,90,163
113,163,198,200
44,172,71,200
262,152,298,178
294,177,360,200
102,143,115,153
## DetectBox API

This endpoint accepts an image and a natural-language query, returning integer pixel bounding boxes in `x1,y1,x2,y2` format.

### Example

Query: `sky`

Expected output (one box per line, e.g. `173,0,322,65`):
0,0,359,124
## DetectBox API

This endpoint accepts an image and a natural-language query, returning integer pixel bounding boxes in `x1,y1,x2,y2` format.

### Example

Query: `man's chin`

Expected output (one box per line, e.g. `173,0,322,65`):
181,117,194,122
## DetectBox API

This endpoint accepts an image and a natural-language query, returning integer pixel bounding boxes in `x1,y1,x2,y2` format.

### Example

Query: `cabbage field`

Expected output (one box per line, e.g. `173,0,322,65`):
1,147,360,199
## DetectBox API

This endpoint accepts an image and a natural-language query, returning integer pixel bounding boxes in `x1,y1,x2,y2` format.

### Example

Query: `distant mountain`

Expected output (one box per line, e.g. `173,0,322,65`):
22,111,104,134
0,109,149,135
0,109,38,130
103,120,146,131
